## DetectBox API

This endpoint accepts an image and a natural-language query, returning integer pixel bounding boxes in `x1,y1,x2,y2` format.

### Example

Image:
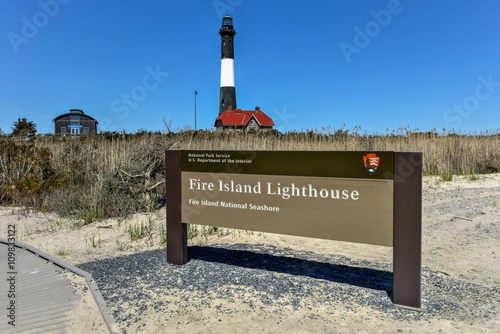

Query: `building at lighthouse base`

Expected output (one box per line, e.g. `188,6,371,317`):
214,106,275,133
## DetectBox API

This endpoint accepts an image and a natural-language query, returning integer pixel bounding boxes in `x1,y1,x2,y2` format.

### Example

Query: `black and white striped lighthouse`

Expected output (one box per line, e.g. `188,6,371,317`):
219,14,237,115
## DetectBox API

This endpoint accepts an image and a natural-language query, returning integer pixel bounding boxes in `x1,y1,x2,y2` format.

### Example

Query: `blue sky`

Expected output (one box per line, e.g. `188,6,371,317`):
1,0,499,134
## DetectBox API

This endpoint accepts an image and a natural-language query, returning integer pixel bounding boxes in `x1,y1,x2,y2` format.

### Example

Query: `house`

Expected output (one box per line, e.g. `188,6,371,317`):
53,109,98,135
214,106,275,133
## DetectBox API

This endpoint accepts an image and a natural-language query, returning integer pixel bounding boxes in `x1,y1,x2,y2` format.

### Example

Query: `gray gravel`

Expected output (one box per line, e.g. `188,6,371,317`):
79,242,499,332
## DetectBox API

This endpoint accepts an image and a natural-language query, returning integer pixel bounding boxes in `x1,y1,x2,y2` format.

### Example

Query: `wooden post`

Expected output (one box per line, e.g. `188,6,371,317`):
166,150,188,265
393,152,422,308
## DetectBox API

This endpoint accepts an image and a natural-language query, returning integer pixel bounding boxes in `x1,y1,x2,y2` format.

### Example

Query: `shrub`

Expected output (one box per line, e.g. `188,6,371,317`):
11,118,37,136
469,172,479,181
441,172,453,182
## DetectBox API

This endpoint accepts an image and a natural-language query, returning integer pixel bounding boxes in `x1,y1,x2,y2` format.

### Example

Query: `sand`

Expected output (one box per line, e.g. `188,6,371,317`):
0,173,499,333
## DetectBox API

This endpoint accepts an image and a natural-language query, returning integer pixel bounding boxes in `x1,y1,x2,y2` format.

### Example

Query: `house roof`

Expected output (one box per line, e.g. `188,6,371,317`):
52,109,98,123
215,108,275,127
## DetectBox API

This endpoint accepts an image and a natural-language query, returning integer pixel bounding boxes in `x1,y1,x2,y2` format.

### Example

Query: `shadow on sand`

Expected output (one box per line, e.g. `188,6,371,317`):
188,245,393,299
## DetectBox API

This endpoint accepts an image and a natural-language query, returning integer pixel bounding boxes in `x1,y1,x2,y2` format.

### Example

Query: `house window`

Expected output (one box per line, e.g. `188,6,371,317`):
61,127,66,134
70,115,80,126
84,127,89,134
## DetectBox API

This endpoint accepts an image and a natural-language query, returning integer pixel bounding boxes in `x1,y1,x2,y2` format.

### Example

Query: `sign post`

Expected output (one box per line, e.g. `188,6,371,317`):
165,150,187,265
393,152,422,308
166,150,421,308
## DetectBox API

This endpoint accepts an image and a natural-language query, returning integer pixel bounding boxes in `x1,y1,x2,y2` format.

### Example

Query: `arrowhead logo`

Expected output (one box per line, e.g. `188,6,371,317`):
363,153,380,175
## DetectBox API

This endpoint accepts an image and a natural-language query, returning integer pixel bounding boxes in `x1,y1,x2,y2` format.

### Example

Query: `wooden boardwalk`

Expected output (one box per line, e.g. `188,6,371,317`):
0,238,117,333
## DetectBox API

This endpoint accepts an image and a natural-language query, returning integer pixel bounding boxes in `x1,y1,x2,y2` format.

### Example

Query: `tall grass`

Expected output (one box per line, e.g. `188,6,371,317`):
0,128,498,220
0,132,176,218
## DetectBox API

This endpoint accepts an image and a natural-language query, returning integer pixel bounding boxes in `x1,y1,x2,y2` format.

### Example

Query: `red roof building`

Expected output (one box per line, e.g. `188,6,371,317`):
214,106,274,133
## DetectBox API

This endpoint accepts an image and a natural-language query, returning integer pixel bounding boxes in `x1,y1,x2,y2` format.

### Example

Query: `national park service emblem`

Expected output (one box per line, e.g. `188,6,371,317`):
363,153,380,175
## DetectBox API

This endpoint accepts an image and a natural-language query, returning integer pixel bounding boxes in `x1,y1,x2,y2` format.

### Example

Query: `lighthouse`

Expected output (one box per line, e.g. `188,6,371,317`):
214,14,275,133
219,14,237,115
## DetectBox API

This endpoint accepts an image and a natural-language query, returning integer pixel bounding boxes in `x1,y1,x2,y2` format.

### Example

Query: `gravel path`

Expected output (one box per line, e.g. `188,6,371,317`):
79,242,499,333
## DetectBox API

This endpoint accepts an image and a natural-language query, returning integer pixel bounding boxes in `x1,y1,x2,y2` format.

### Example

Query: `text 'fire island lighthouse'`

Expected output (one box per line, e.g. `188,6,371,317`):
215,14,275,133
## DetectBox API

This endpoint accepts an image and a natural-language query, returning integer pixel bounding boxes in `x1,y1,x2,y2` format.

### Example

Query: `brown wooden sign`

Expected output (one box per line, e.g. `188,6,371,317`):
166,150,422,309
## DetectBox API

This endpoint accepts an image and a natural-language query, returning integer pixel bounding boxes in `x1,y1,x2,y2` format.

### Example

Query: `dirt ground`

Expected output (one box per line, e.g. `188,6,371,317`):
0,174,499,333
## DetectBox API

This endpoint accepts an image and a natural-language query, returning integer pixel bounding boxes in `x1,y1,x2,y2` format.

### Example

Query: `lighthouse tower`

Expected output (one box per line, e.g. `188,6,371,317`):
219,14,237,115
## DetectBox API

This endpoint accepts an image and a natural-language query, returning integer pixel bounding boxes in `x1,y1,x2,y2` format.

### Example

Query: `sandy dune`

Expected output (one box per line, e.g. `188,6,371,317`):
1,174,499,333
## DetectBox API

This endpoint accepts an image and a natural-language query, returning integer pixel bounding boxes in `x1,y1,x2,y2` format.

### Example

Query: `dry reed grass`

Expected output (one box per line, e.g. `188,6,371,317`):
0,128,498,220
